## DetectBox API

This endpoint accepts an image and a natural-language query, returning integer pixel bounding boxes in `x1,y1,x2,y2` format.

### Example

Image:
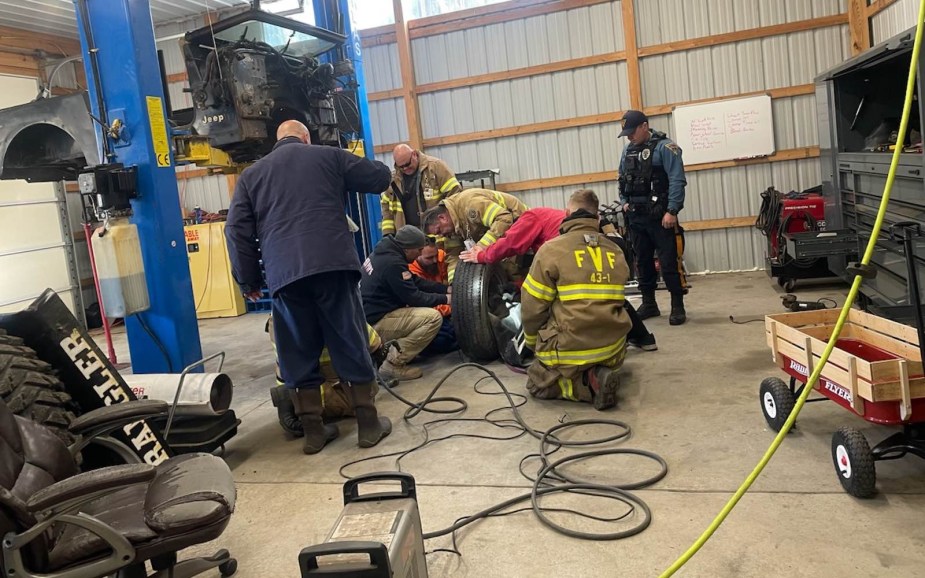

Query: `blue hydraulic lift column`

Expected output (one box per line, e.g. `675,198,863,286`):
75,0,203,373
314,0,384,256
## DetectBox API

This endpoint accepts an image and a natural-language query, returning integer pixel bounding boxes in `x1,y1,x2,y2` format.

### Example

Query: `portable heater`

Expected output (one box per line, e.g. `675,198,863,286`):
299,472,428,578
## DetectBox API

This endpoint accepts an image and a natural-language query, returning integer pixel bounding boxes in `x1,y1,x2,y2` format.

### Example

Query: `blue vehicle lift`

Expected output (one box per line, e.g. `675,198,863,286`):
71,0,380,373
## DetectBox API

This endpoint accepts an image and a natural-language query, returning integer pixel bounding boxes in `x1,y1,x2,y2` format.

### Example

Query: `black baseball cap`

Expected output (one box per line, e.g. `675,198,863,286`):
619,110,648,137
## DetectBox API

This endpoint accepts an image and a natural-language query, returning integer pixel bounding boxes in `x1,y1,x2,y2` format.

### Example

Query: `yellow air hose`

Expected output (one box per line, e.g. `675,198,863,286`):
660,2,925,575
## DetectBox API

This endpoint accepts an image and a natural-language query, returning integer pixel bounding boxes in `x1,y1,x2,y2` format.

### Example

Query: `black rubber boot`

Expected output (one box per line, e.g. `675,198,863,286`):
586,366,621,411
636,292,661,320
290,388,338,454
270,386,303,437
669,293,687,326
349,381,392,448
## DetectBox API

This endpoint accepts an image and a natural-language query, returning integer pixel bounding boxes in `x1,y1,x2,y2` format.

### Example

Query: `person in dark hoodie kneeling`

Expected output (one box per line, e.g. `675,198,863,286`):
361,226,451,381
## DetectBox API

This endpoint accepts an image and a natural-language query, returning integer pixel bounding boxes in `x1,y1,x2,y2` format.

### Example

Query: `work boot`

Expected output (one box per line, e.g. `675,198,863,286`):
636,292,661,320
628,333,658,351
669,293,687,326
378,347,423,381
290,388,338,454
349,381,392,448
586,366,621,411
270,385,303,437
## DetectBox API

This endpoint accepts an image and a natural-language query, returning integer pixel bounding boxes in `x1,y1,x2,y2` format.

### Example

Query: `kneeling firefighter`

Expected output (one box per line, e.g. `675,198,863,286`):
618,110,689,325
267,317,388,436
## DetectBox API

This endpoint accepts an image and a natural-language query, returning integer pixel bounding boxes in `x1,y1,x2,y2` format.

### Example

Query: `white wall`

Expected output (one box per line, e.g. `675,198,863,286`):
0,74,82,316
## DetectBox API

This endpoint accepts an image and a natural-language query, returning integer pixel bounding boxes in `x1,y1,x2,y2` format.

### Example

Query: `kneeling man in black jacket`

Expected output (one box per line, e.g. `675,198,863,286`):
361,226,450,381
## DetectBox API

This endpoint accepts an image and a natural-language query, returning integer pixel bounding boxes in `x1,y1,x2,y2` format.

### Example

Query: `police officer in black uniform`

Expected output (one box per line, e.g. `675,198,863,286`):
618,110,688,325
226,120,393,455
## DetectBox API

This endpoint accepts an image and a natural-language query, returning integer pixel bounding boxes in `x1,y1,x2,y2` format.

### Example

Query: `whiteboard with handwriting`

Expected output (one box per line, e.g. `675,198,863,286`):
671,94,775,165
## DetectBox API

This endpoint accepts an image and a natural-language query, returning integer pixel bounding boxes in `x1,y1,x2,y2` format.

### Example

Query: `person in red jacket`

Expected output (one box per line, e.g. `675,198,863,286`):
460,198,657,351
460,207,565,264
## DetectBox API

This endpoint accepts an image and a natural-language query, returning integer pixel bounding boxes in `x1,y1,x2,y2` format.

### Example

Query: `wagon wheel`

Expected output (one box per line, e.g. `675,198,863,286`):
831,427,877,499
777,277,796,292
759,377,795,432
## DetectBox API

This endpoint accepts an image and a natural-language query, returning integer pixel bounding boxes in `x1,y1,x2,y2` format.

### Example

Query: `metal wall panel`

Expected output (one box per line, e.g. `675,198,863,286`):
177,172,233,214
418,62,627,139
359,1,850,272
0,0,247,37
640,26,851,105
411,3,624,85
365,43,402,93
871,0,919,45
370,98,409,146
426,122,625,184
635,0,846,47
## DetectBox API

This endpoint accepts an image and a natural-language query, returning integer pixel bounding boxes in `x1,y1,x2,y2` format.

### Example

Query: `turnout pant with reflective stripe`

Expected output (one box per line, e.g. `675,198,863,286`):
373,307,443,364
526,345,626,403
272,272,377,389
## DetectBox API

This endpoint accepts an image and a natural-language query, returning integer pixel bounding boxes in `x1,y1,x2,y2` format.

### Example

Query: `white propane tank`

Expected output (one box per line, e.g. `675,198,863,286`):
91,218,150,318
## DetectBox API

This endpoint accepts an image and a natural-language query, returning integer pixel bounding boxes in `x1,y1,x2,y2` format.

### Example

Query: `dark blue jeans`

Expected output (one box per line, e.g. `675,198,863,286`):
272,272,376,389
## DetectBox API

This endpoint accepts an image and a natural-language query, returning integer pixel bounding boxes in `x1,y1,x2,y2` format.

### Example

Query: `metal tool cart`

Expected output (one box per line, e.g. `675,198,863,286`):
816,25,925,322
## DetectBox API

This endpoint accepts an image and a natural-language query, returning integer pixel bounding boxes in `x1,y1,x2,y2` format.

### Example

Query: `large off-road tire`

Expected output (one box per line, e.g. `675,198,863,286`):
0,329,79,445
452,261,508,362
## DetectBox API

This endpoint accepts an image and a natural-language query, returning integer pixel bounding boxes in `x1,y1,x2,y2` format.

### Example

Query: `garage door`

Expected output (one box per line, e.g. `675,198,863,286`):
0,74,82,317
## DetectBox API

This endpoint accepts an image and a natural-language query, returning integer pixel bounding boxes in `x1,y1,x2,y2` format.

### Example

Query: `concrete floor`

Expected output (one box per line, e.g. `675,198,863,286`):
108,271,925,577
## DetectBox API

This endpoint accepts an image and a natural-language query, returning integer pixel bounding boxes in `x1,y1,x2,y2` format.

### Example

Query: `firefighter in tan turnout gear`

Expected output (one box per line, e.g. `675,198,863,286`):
380,144,462,235
521,189,631,410
421,188,529,283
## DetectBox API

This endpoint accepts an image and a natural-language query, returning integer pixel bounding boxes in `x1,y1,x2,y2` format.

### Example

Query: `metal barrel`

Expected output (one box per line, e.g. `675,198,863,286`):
122,373,233,416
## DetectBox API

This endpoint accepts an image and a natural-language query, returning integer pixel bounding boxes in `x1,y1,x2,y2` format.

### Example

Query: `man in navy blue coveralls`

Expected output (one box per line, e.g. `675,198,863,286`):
226,120,392,455
618,110,689,326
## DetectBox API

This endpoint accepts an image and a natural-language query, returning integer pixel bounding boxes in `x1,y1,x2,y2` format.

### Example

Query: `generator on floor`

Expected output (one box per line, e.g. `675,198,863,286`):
299,472,427,577
755,186,857,291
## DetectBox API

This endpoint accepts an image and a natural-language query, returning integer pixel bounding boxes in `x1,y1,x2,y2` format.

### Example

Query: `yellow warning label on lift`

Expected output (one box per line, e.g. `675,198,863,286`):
146,96,171,168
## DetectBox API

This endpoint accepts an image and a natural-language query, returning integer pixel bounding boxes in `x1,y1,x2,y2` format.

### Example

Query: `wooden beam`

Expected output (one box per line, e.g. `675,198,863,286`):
498,171,615,193
868,0,899,17
360,24,397,48
684,146,819,172
0,24,80,56
621,0,642,110
424,110,626,148
176,168,213,180
374,83,820,154
393,0,423,150
643,84,816,117
413,51,625,95
493,147,819,195
683,216,756,232
0,51,40,77
849,0,872,55
368,88,405,102
225,174,238,201
638,13,848,57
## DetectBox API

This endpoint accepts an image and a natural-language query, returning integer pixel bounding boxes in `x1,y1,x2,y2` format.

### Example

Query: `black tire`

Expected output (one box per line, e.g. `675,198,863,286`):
831,427,877,498
0,337,79,446
452,261,507,362
759,376,795,432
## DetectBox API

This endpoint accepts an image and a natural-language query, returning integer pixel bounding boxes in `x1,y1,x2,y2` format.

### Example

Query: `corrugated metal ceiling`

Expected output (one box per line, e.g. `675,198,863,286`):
0,0,249,37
